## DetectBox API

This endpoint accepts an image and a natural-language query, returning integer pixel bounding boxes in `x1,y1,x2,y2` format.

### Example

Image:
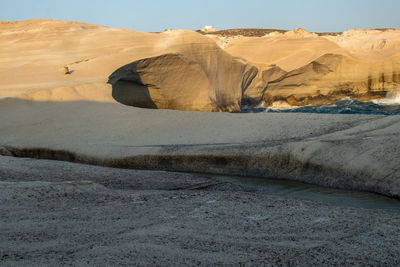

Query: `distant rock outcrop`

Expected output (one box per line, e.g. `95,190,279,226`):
242,64,287,106
259,53,400,106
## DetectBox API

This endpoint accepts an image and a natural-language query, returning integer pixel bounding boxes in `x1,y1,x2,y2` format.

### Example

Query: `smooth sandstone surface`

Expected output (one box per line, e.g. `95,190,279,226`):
108,48,255,112
0,20,254,112
210,28,400,107
0,98,399,197
1,20,400,110
262,53,400,105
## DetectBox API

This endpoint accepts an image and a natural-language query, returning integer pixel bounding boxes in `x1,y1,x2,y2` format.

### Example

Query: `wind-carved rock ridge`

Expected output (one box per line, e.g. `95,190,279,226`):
108,48,258,112
1,19,400,111
246,53,400,107
108,51,400,112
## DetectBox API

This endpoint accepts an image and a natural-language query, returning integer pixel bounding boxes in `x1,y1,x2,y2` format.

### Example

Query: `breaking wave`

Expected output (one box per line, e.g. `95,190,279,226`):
372,91,400,105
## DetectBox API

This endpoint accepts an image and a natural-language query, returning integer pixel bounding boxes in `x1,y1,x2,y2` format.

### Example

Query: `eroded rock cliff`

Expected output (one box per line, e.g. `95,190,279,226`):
1,20,399,112
257,53,400,106
108,40,257,112
210,28,400,109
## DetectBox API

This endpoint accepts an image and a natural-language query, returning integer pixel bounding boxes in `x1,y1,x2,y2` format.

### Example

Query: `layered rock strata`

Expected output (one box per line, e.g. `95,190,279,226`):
256,53,400,106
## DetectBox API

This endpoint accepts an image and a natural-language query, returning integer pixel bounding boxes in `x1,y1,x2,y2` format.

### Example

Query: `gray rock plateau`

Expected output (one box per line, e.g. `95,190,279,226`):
1,155,399,266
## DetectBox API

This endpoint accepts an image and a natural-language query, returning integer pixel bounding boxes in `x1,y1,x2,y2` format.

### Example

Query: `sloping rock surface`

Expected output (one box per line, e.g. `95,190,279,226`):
260,53,400,106
108,48,257,112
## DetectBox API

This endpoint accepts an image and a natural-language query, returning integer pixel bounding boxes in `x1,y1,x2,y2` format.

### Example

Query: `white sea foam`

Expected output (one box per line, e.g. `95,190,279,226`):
372,91,400,105
266,101,300,110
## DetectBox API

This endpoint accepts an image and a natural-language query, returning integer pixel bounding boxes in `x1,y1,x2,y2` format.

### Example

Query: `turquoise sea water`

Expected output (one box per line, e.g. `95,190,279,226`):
242,97,400,115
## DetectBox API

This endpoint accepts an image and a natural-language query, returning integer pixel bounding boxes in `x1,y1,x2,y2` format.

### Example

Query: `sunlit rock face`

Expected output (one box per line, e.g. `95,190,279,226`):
1,19,400,111
108,44,258,112
210,28,400,108
255,53,400,106
109,28,400,112
108,53,215,111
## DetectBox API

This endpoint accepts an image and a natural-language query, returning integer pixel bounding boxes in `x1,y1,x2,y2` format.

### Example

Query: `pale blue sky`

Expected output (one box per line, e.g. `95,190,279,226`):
1,0,399,32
